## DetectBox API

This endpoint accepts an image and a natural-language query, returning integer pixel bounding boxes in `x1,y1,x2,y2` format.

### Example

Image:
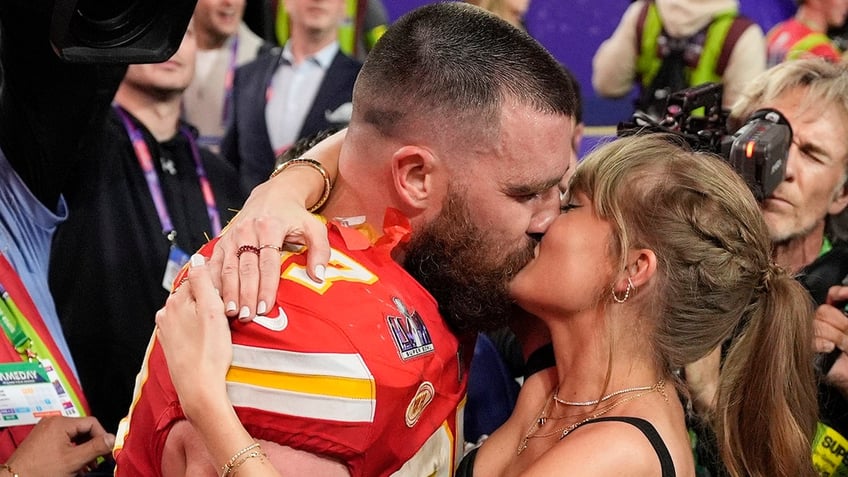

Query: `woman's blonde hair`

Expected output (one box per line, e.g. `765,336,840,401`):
570,134,818,477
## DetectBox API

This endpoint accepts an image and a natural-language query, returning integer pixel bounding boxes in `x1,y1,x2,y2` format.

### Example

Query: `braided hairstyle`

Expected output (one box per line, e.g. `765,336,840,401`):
569,134,818,477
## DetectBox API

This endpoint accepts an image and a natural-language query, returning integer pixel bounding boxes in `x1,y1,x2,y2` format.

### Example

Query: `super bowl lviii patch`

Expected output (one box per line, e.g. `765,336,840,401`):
387,296,434,360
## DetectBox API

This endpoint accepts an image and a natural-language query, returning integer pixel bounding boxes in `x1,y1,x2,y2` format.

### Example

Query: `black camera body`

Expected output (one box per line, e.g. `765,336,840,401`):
618,82,793,201
50,0,197,64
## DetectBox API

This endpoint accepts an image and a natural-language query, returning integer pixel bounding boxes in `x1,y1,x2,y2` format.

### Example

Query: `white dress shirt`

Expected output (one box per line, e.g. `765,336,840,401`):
265,41,339,155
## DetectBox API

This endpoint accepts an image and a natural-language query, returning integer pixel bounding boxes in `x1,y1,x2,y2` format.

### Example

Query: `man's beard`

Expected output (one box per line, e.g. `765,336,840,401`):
403,192,538,335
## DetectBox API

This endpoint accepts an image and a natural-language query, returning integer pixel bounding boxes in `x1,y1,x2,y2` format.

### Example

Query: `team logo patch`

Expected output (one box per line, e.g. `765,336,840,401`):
405,381,435,428
387,296,434,360
253,306,289,332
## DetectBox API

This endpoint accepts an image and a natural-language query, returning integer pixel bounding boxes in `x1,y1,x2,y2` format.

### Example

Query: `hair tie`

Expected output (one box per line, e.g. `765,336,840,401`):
759,262,785,292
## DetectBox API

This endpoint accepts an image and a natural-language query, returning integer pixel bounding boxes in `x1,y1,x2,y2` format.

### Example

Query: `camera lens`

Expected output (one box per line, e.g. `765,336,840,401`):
70,0,161,48
75,0,131,24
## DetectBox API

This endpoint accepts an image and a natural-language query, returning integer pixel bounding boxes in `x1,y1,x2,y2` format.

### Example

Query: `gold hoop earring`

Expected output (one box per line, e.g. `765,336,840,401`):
611,277,634,304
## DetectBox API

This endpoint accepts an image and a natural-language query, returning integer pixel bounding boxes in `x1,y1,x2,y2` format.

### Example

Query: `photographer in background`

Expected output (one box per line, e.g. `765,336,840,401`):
0,0,198,474
0,1,125,475
686,58,848,477
592,0,766,117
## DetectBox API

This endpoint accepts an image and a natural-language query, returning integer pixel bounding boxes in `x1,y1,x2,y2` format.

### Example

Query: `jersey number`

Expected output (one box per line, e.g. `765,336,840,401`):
280,248,378,294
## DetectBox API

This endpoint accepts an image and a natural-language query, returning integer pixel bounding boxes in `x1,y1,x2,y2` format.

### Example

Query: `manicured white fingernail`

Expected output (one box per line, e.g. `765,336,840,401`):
190,254,206,267
257,300,267,315
226,301,237,313
314,265,326,282
238,306,251,320
214,288,220,297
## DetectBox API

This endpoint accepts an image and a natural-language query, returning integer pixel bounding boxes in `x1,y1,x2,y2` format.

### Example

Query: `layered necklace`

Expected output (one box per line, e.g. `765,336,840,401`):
516,378,666,456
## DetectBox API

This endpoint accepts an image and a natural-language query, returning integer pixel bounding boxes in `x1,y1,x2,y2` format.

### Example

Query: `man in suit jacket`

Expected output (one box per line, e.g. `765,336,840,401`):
221,0,361,193
183,0,271,153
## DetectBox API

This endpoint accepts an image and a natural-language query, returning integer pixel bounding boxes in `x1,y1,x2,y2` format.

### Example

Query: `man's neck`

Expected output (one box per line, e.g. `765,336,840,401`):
196,29,233,50
321,179,412,262
795,5,827,32
288,27,337,64
773,224,827,274
321,178,383,227
114,86,182,142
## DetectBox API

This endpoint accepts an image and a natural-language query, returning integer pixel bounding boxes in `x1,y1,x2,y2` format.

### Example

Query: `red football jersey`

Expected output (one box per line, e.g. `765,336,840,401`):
114,215,470,477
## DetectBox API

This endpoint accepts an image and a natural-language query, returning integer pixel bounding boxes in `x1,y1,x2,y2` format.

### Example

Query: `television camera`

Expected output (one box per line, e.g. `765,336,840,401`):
617,82,793,201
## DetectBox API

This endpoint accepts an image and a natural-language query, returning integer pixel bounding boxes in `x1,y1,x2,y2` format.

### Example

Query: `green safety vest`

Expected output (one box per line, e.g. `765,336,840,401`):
636,2,744,89
786,31,838,61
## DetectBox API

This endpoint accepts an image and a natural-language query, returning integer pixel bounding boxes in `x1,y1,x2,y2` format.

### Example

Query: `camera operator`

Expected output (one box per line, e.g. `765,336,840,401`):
0,1,199,475
686,58,848,477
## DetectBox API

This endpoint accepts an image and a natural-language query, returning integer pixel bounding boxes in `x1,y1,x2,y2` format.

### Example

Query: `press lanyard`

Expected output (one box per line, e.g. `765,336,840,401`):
222,35,239,126
0,278,86,420
114,105,223,243
0,283,35,361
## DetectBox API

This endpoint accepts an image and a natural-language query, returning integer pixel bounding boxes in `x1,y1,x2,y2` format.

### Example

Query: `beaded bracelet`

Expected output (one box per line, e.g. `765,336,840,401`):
221,442,260,477
227,449,267,476
0,463,18,477
269,158,333,213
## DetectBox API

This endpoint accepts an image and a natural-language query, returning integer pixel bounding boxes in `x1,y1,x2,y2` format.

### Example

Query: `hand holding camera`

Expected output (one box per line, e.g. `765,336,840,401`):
815,284,848,384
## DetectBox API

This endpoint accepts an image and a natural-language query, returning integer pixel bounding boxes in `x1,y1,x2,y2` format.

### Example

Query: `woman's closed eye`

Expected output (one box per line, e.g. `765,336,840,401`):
560,203,581,213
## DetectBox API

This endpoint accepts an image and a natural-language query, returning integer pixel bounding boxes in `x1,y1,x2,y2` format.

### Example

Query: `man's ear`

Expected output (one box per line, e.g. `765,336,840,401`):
622,248,657,290
828,175,848,215
391,145,440,211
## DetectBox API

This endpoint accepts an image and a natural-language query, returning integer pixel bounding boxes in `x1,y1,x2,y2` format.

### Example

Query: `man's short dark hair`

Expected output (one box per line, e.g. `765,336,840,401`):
353,2,577,141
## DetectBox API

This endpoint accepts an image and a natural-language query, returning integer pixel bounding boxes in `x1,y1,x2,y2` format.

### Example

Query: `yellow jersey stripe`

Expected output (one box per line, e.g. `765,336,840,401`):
226,365,375,400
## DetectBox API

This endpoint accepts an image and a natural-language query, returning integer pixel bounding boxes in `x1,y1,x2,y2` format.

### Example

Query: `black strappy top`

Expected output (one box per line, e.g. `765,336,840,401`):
455,416,676,477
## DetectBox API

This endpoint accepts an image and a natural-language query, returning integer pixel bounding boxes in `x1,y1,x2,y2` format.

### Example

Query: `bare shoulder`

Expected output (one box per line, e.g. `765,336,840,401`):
523,416,695,477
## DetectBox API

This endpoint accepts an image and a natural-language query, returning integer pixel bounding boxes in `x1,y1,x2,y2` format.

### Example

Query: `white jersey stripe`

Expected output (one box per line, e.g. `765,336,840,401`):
228,381,376,422
232,344,373,379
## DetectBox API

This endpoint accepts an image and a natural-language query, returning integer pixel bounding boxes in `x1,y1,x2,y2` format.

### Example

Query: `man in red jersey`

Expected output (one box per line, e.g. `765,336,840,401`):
114,3,578,476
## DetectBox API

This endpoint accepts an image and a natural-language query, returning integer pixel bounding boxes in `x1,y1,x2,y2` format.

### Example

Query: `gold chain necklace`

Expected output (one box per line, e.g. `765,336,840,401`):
554,382,659,407
516,378,666,456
